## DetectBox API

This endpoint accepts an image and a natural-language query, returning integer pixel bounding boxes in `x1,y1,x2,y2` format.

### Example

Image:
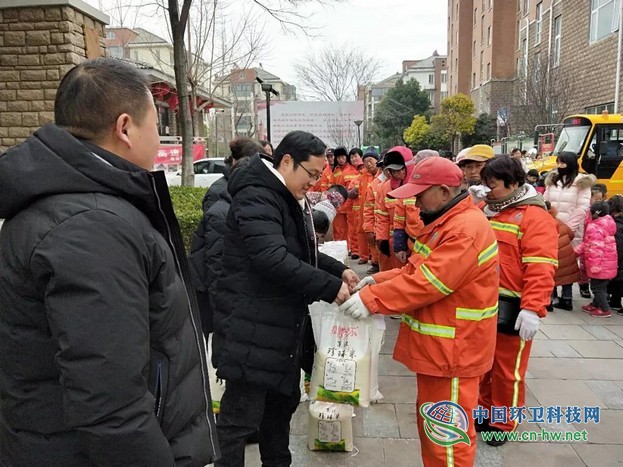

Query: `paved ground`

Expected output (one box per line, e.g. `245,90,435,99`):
242,261,623,466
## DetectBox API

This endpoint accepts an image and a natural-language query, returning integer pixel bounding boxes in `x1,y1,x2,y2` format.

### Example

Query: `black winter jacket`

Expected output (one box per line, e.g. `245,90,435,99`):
0,125,219,466
214,154,347,395
188,168,230,335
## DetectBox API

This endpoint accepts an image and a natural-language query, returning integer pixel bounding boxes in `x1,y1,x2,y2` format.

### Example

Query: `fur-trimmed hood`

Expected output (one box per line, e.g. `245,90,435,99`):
544,171,596,189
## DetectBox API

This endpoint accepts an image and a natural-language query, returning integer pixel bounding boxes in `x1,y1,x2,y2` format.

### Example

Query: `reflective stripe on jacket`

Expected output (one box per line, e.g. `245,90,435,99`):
374,179,399,240
360,195,499,378
490,205,558,317
363,175,382,234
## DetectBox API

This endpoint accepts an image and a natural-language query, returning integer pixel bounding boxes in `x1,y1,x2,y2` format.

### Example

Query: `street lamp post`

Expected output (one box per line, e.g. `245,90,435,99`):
354,119,363,148
256,77,279,142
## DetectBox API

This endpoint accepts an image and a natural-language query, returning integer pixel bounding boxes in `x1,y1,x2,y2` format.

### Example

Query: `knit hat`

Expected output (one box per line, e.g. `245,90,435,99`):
313,200,337,224
363,147,379,161
414,149,439,166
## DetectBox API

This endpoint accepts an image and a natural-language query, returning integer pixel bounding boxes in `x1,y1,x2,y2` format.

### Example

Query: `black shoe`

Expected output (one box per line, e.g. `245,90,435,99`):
475,419,490,433
350,254,360,260
366,263,379,275
579,284,591,298
553,298,573,311
546,303,554,312
483,426,508,447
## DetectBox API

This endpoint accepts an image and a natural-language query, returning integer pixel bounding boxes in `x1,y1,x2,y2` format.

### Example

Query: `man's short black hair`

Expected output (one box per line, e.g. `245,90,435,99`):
511,147,521,155
591,200,609,217
608,194,623,214
54,58,152,142
273,131,326,168
481,155,526,188
527,169,539,178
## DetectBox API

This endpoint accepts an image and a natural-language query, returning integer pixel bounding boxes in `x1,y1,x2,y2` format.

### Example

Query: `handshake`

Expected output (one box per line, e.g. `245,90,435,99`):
335,276,375,319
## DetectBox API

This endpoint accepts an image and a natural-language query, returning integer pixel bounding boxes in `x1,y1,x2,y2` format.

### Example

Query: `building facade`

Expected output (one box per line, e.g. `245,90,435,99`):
212,67,297,141
448,0,623,134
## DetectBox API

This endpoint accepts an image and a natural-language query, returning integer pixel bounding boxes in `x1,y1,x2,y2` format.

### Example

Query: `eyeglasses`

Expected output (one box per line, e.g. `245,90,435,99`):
295,161,322,182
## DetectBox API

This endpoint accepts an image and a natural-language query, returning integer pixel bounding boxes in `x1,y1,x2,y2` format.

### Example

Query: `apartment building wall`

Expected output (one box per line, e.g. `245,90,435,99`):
447,0,474,96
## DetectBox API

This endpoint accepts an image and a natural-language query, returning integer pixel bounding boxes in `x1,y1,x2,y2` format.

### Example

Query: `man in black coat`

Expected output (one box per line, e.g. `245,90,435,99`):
213,131,359,466
0,59,219,465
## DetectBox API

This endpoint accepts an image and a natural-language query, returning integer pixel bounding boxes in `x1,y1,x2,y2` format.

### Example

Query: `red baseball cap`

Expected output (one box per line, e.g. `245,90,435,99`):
388,157,464,199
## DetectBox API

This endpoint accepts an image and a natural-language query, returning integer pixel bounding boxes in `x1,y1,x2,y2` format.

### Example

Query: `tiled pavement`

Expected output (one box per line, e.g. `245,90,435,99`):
244,261,623,466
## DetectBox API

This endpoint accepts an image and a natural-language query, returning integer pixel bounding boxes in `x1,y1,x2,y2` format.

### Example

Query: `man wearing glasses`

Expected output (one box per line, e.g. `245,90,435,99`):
212,130,360,467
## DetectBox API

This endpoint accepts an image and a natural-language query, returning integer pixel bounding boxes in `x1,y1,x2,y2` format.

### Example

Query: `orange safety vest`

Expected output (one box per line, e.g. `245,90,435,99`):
314,163,334,192
360,195,500,378
363,175,383,234
393,197,423,245
490,205,558,317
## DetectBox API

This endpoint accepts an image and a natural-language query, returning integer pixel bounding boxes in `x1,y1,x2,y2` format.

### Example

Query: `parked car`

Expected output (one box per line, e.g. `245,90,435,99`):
165,158,226,188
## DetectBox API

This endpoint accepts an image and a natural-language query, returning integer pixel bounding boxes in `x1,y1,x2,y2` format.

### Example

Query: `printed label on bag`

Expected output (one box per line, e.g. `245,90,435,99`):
318,420,342,443
323,357,356,392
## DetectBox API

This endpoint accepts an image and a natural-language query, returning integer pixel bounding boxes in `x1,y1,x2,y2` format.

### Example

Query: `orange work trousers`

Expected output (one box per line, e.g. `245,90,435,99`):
478,332,533,432
416,373,479,467
346,210,359,255
333,213,348,243
357,232,370,262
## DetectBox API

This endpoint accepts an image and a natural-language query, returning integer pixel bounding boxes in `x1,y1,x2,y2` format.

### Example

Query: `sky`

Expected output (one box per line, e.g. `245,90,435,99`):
90,0,448,94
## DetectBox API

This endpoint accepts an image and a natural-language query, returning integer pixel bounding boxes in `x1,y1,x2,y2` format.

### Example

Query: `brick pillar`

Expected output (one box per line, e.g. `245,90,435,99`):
0,1,109,152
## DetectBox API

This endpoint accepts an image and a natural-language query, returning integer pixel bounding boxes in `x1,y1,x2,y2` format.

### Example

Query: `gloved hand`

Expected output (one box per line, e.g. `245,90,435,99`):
347,188,359,199
377,239,390,256
468,184,491,202
366,232,376,248
395,251,408,263
393,228,408,253
338,292,370,320
514,309,540,341
355,276,376,291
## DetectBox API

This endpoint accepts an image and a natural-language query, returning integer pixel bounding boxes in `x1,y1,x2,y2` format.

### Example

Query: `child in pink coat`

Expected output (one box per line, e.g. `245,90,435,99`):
575,201,618,318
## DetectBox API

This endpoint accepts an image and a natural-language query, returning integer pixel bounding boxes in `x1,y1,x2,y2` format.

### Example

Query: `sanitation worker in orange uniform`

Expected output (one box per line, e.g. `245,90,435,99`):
332,146,358,248
339,157,500,467
476,156,557,446
363,156,386,274
352,147,380,265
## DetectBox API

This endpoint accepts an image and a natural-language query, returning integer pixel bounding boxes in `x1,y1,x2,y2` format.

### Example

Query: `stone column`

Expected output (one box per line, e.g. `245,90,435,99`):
0,0,109,152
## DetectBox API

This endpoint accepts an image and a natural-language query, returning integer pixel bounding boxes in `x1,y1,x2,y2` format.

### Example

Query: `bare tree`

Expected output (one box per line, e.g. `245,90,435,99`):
326,114,358,148
507,51,575,136
295,44,382,101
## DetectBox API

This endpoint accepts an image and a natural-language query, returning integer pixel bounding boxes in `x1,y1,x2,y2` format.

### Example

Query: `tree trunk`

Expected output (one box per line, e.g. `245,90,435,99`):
168,0,194,187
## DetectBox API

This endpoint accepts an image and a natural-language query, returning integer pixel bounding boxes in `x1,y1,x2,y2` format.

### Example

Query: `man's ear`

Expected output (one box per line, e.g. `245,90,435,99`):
114,113,132,148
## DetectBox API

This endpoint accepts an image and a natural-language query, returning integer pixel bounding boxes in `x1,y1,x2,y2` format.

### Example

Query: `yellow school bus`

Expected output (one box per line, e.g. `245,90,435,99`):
528,113,623,196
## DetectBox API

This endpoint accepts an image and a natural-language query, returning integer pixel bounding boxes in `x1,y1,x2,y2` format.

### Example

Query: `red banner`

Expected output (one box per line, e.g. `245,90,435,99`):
156,144,206,165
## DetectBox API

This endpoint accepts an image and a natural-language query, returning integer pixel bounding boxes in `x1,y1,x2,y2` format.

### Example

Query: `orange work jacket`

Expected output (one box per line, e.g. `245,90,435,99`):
313,163,334,192
393,197,423,250
363,175,383,234
333,164,359,214
352,170,375,234
489,205,558,318
374,179,400,241
360,195,500,378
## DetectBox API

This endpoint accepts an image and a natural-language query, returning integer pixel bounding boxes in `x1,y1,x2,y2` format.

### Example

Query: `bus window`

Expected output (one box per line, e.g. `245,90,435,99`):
596,126,623,179
554,125,590,156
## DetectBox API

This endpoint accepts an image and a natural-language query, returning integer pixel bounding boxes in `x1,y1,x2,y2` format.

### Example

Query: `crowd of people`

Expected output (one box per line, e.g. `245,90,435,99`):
0,58,622,467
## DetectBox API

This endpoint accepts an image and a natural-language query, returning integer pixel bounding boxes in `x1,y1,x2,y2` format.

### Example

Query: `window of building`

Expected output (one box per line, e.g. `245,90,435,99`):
473,72,476,89
481,15,485,43
585,102,615,114
473,40,477,58
482,0,485,10
536,2,543,44
488,25,492,45
480,51,484,80
553,15,562,67
517,21,522,49
534,51,541,80
474,7,478,27
590,0,620,43
428,90,435,103
522,38,528,77
133,50,139,61
489,0,493,9
523,0,529,16
441,71,447,83
429,74,435,84
441,91,449,100
106,30,115,40
487,62,491,80
108,46,122,58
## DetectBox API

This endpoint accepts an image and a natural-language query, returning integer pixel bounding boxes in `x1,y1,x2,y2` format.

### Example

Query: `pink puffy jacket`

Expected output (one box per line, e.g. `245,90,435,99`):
575,215,618,280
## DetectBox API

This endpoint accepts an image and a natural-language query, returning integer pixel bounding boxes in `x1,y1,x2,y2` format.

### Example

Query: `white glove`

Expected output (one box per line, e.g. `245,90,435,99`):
355,276,376,291
338,292,370,320
468,184,491,201
514,309,540,341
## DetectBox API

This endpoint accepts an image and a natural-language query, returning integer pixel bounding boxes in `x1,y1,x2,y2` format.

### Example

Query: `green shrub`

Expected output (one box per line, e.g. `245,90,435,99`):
169,186,206,251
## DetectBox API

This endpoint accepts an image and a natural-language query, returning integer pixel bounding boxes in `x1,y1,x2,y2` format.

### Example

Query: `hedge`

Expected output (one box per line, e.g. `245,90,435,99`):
169,185,206,251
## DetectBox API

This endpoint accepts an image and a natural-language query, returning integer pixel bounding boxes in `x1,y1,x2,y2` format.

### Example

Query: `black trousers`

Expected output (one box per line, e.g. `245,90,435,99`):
215,379,300,467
